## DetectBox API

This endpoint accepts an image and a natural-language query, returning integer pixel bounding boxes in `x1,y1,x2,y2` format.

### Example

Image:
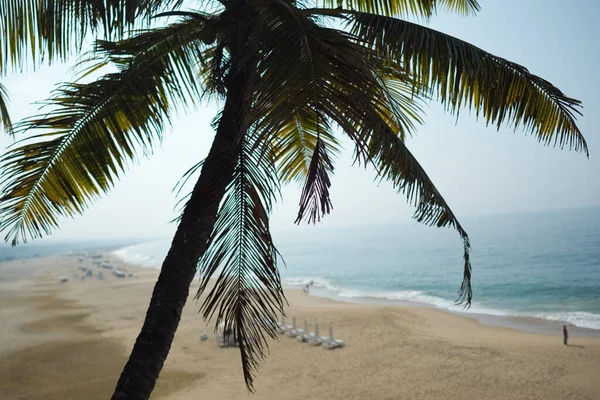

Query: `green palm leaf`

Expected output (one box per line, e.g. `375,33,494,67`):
0,82,12,134
271,107,341,184
197,134,285,391
248,2,391,150
0,0,183,72
247,2,389,211
248,3,470,303
348,12,588,155
320,62,472,303
378,73,428,139
295,129,336,224
0,17,208,245
315,0,480,18
367,117,472,304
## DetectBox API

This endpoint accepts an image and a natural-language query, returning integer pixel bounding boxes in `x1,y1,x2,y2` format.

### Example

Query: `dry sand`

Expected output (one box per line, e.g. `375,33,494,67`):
1,253,599,400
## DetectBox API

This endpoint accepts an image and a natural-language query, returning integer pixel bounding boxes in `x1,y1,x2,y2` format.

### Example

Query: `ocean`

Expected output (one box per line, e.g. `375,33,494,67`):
0,239,141,262
113,207,600,330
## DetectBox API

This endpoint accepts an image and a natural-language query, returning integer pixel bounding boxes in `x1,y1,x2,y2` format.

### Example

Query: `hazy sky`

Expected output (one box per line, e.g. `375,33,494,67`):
1,0,598,242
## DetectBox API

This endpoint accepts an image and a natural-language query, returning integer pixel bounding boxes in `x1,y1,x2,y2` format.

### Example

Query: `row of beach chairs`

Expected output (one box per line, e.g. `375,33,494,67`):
277,316,345,349
212,318,345,349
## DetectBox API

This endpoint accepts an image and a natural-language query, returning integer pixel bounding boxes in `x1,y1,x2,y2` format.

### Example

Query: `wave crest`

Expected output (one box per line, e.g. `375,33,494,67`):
281,278,600,330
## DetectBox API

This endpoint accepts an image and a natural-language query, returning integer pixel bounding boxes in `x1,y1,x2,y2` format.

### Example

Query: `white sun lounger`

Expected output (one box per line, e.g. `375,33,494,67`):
287,317,303,338
296,320,310,342
321,326,345,349
277,316,292,334
307,323,329,346
291,317,306,338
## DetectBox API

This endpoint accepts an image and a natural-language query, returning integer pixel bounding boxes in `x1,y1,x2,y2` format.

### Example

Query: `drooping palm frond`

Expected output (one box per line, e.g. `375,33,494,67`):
246,2,391,215
244,4,320,133
314,0,479,18
249,2,424,209
248,2,392,154
378,73,428,140
348,12,588,155
314,47,472,303
197,135,285,391
249,3,471,302
316,81,473,303
0,17,209,245
271,107,341,184
366,117,472,305
295,130,336,224
0,0,184,72
0,82,12,134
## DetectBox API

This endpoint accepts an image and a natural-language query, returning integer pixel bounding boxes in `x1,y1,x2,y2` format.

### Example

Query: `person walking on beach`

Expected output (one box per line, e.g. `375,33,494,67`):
303,281,315,294
563,325,569,346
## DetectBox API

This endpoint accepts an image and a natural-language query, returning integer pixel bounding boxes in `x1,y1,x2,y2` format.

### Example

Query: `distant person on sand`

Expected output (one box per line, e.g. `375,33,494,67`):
563,325,569,346
303,281,315,294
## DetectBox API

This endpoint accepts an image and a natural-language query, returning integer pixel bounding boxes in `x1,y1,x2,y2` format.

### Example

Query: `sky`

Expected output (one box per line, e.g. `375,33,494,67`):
1,0,598,243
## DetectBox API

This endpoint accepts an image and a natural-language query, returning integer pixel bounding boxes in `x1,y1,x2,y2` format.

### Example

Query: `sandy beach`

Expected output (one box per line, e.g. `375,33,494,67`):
1,253,599,400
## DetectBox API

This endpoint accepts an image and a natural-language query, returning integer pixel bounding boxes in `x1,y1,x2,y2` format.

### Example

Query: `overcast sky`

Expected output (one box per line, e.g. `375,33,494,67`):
1,0,598,243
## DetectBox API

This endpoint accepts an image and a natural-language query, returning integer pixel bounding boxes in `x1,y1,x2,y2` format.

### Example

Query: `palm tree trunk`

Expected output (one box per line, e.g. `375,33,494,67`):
111,11,250,400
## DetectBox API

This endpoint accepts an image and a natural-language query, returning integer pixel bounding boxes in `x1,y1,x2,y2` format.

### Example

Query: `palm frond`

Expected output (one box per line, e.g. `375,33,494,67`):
249,8,470,301
244,3,320,132
247,2,389,152
313,0,479,18
367,118,472,305
437,0,480,15
271,107,341,184
295,132,336,224
378,73,428,140
0,0,184,73
0,18,208,245
313,51,472,303
197,135,285,391
247,2,410,219
0,82,12,134
246,2,394,227
349,12,588,155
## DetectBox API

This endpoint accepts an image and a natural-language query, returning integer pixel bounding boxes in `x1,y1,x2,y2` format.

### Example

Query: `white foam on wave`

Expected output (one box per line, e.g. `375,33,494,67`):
289,282,600,330
112,243,162,268
338,288,457,309
529,311,600,330
335,288,511,316
112,245,600,331
281,277,337,291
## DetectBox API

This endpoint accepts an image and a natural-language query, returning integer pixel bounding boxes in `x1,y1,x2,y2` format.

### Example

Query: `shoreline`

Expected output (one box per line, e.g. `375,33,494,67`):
2,252,600,399
109,247,600,337
296,286,600,337
10,244,597,337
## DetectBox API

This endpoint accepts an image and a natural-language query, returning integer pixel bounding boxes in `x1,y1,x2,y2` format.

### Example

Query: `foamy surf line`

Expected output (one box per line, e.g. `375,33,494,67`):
282,277,600,332
113,248,158,267
110,245,600,333
112,242,164,268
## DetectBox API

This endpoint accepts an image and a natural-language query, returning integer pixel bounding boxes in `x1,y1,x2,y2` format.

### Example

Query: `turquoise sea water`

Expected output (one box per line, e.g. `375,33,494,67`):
113,207,600,330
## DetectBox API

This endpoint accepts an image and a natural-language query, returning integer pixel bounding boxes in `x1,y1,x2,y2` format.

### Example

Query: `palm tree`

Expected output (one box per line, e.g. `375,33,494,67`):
0,0,588,399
